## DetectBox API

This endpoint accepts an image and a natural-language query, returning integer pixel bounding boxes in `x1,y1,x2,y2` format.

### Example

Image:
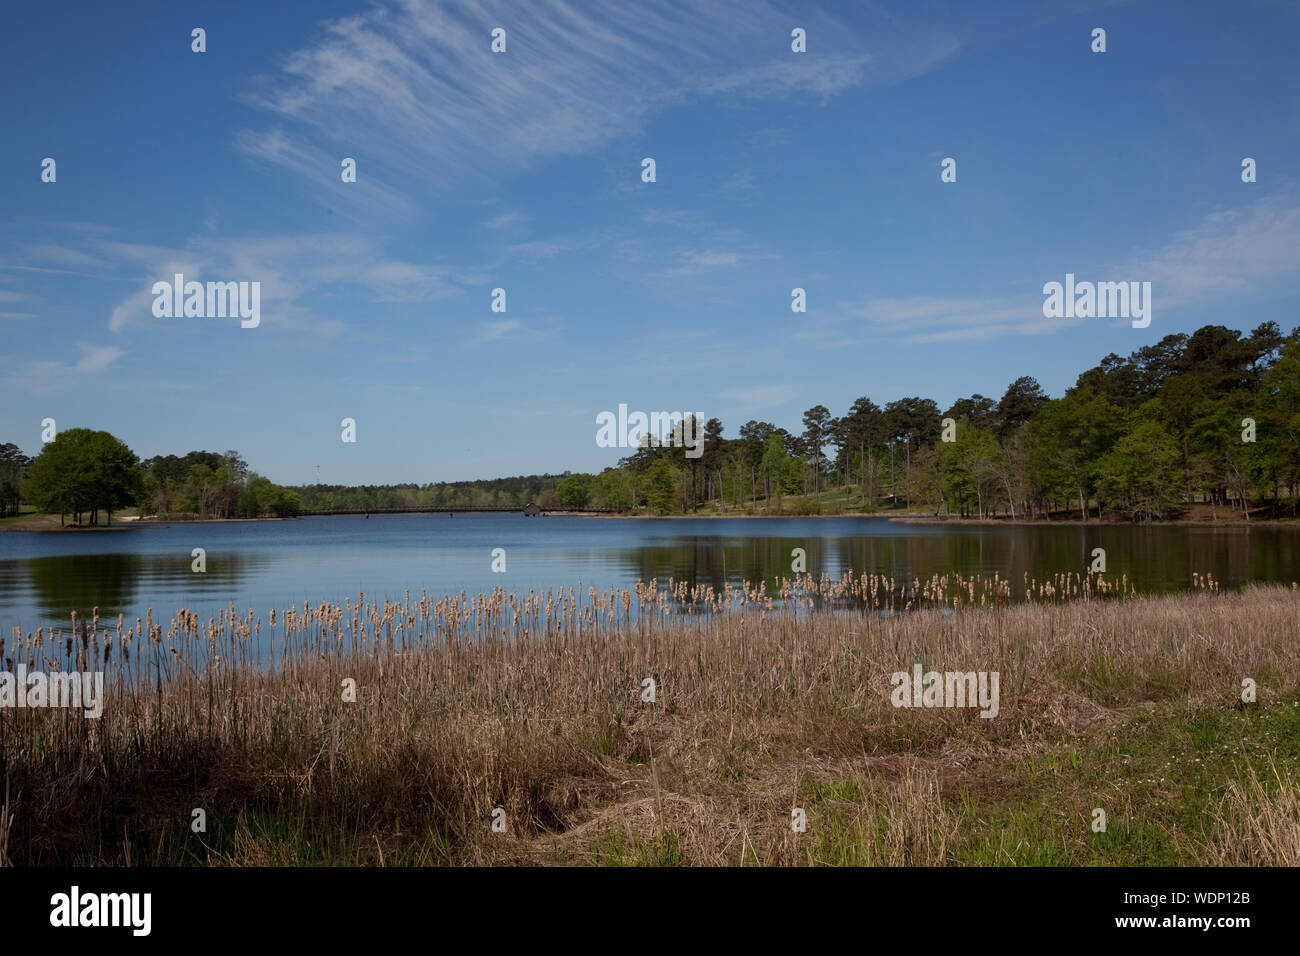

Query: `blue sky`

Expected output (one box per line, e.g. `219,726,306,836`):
3,0,1298,484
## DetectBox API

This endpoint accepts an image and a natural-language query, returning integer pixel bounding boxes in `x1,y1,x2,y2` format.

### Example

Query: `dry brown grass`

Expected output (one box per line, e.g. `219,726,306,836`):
0,577,1295,865
1200,761,1300,866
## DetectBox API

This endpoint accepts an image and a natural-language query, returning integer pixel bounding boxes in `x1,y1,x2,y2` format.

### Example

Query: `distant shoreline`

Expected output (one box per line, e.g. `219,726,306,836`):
587,511,1292,527
0,514,296,533
4,509,1294,531
889,515,1290,528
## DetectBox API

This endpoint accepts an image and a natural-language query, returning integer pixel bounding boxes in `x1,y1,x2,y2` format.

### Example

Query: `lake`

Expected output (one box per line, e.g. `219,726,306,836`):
2,514,1297,634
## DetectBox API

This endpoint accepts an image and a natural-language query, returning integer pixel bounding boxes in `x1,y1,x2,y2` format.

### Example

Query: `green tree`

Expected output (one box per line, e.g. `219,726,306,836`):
25,428,141,525
645,458,678,514
937,422,997,517
0,443,30,517
800,405,833,496
760,434,794,512
591,469,634,512
1027,389,1122,521
835,396,885,502
995,376,1048,439
1263,338,1300,515
883,397,941,507
1095,420,1183,521
702,417,726,508
737,420,776,505
183,463,219,518
555,473,594,508
272,486,301,517
943,395,997,432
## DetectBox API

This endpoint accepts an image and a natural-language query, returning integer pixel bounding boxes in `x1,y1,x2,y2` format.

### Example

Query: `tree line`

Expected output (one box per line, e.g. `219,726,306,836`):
139,449,301,519
7,322,1294,525
562,322,1299,522
5,433,571,520
4,434,301,524
289,474,567,512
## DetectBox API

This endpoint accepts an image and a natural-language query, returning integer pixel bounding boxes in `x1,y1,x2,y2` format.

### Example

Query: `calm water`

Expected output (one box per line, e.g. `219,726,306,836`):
2,514,1298,633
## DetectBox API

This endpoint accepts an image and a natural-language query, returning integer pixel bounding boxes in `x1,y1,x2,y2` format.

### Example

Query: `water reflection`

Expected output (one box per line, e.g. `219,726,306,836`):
620,524,1299,596
3,551,267,626
1,516,1297,633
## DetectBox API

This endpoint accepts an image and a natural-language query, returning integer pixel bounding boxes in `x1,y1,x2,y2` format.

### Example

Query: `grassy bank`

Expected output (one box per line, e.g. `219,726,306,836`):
0,506,143,532
1,580,1297,865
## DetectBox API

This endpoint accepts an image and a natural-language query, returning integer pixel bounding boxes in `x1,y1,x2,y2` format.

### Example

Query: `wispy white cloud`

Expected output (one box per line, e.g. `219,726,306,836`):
25,244,104,268
796,296,1040,347
659,249,748,278
476,318,522,342
642,208,698,228
52,221,117,235
506,239,565,260
71,343,124,372
717,168,758,198
483,211,524,229
903,323,1024,344
89,235,468,333
234,126,415,221
695,54,870,99
1120,191,1300,308
235,0,940,208
110,285,170,334
361,259,461,302
852,295,1031,329
21,342,125,392
0,263,128,281
714,384,800,409
827,192,1300,346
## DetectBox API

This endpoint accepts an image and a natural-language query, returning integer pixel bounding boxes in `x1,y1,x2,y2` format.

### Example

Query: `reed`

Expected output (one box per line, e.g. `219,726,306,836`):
0,578,1294,866
1191,757,1300,866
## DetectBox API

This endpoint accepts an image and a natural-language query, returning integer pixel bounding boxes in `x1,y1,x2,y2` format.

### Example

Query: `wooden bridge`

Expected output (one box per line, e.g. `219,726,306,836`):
298,505,613,517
